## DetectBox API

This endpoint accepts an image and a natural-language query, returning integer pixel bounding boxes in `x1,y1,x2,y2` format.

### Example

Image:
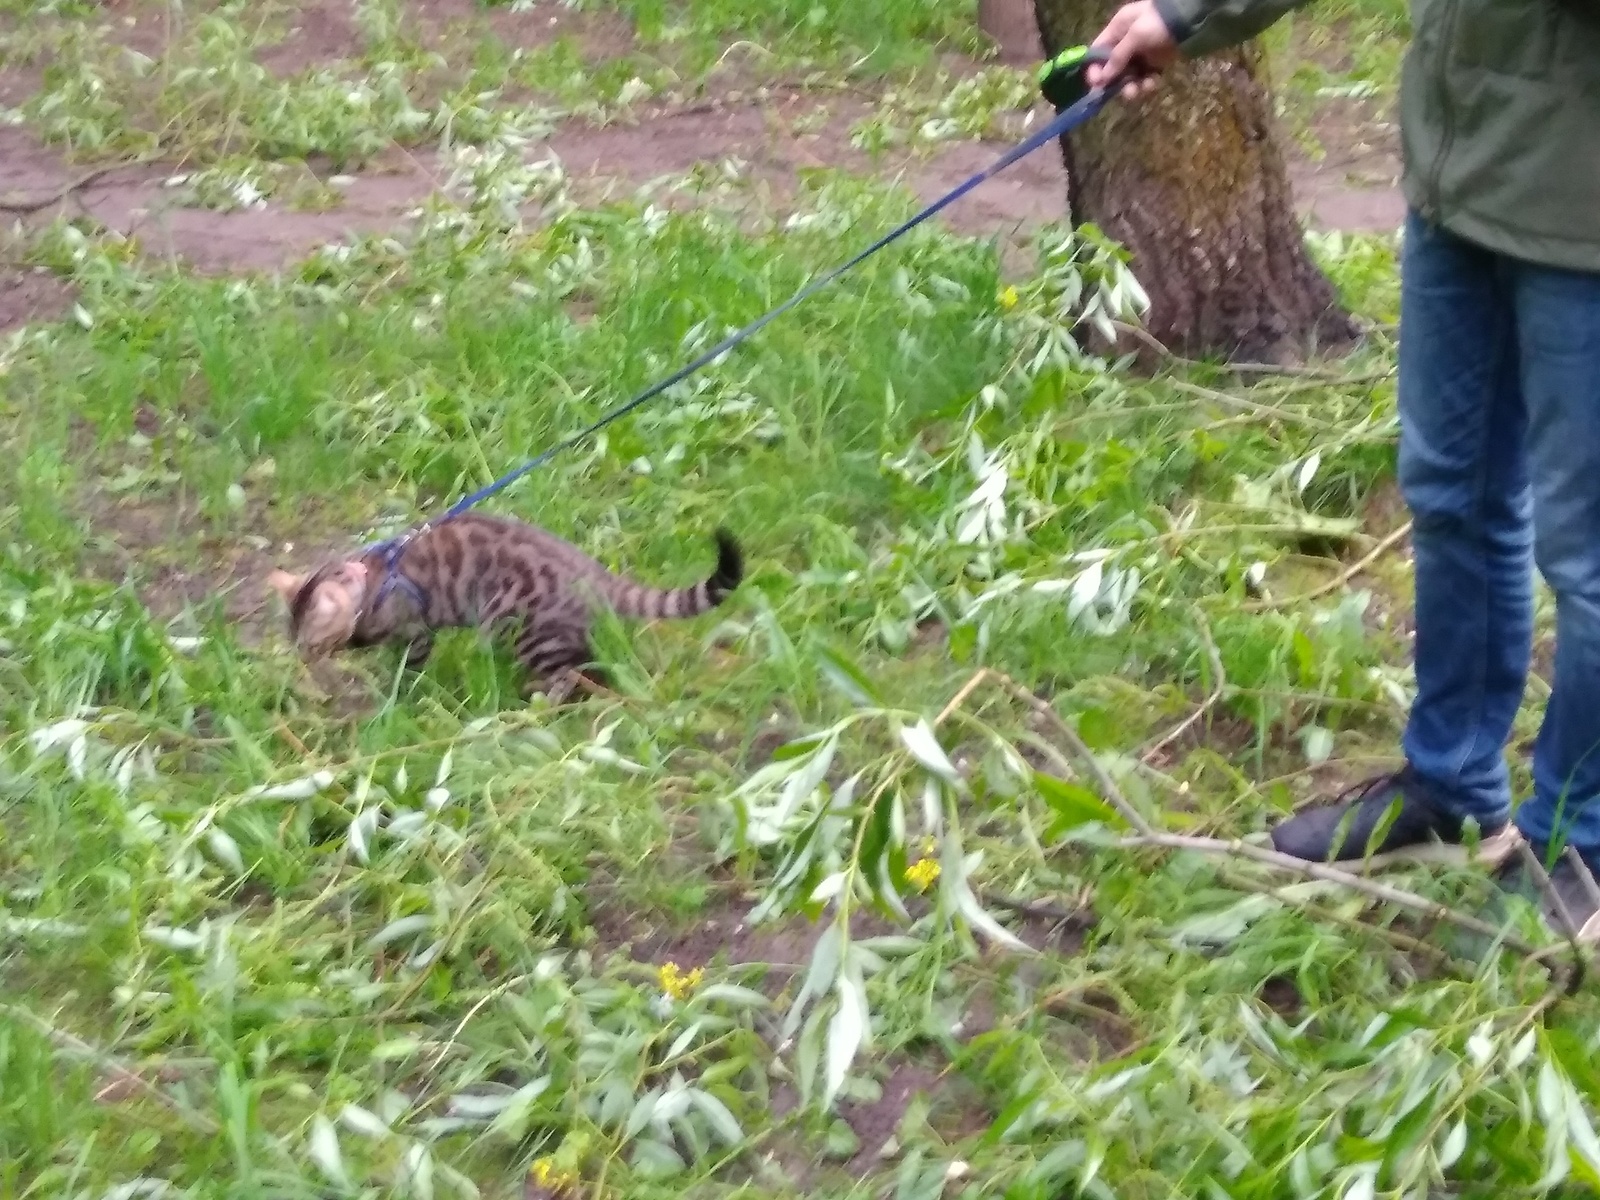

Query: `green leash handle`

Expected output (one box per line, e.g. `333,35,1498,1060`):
1038,45,1128,111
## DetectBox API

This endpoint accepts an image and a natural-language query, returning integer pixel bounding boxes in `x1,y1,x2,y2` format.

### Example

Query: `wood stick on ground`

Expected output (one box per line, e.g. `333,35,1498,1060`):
968,670,1568,970
981,888,1095,928
1168,379,1348,433
1125,833,1544,959
987,671,1156,837
0,167,118,215
275,720,311,758
1517,840,1583,942
1246,521,1413,613
1213,866,1455,969
1521,938,1589,996
1565,845,1600,912
936,667,994,727
1110,320,1395,384
1,1003,219,1134
1140,612,1225,764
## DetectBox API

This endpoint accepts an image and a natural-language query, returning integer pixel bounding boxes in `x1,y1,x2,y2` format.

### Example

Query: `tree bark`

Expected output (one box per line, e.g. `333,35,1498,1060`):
980,0,1044,62
1033,0,1356,361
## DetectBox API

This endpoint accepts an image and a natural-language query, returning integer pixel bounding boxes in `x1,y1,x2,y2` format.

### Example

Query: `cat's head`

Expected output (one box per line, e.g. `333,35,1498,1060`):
267,559,369,659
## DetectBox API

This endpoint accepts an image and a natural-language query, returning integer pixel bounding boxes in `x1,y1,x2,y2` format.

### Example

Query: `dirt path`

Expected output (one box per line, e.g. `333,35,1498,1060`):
0,103,1401,332
0,0,1404,332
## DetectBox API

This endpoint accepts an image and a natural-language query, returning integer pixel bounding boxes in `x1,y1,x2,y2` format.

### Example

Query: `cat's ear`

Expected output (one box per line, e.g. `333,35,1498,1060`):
267,569,305,606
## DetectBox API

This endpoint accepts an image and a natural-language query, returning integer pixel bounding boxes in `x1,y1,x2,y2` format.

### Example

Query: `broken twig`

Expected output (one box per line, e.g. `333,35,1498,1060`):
1122,833,1544,959
0,166,117,215
1245,521,1413,613
1140,611,1225,764
988,671,1157,837
0,1003,218,1133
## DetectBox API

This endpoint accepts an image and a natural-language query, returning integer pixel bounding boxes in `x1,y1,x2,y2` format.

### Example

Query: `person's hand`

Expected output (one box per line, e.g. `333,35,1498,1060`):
1087,0,1180,98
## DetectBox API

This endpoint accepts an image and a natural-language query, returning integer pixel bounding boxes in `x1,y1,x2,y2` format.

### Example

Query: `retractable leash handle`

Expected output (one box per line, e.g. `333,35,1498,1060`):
1038,44,1147,110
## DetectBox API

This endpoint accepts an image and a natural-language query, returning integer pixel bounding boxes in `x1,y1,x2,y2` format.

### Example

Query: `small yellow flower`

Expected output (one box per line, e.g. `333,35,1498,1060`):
531,1158,578,1190
657,961,705,1001
997,285,1020,311
904,858,941,892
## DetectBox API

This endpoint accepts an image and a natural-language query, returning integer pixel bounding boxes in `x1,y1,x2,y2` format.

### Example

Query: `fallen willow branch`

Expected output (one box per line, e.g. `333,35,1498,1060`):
1215,867,1455,969
935,667,995,728
1124,832,1542,958
1168,379,1349,433
1110,320,1395,385
982,888,1096,929
0,1003,219,1133
1517,840,1582,943
1245,521,1413,613
1140,611,1225,765
950,670,1585,978
985,671,1157,838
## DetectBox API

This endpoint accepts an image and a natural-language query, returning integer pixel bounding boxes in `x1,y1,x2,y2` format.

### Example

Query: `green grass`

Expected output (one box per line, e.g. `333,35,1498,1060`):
593,0,974,74
2,3,1596,1199
0,0,974,167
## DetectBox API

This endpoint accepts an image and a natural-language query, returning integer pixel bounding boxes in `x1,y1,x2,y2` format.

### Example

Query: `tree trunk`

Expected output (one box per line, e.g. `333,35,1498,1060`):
1033,0,1356,361
980,0,1044,62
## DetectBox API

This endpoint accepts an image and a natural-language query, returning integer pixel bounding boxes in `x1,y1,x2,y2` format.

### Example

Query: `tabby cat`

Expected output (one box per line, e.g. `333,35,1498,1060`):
267,514,742,700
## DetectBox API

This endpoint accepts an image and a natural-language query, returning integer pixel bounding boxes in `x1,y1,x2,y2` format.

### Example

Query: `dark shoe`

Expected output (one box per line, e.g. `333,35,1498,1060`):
1493,840,1600,943
1270,768,1510,868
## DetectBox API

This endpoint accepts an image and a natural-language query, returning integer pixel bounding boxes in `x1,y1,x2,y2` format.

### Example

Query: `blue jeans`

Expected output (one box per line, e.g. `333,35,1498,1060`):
1399,211,1600,856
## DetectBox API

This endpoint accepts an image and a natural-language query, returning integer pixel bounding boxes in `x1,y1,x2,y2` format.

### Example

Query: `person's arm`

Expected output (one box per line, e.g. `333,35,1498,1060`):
1084,0,1315,94
1156,0,1315,55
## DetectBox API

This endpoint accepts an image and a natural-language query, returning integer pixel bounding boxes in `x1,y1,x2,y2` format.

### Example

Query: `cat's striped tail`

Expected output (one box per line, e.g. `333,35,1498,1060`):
605,529,743,620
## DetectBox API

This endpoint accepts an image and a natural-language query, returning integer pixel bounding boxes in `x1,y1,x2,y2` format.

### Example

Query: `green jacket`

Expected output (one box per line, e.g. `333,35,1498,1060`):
1153,0,1600,271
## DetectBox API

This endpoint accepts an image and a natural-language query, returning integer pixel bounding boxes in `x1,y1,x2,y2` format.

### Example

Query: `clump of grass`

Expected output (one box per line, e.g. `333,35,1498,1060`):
1,5,1592,1199
852,65,1039,155
584,0,974,75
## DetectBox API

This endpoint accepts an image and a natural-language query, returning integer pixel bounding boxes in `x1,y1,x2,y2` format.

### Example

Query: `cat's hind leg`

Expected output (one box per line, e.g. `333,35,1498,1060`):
512,616,603,704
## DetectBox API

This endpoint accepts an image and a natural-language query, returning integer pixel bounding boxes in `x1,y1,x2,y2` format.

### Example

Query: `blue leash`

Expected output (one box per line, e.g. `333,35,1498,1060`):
369,75,1123,599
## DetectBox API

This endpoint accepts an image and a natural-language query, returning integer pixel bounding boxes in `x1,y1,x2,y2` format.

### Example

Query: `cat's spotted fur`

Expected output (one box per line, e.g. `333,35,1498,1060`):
268,515,742,700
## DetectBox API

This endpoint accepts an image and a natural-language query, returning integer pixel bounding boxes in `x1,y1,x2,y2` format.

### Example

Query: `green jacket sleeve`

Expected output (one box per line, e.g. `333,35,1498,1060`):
1153,0,1318,56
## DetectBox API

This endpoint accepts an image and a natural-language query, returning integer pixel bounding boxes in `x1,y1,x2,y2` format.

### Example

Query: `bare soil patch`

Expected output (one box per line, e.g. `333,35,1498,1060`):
1289,110,1403,233
1,125,434,273
549,93,1072,243
257,0,365,76
91,164,434,274
839,1057,991,1168
587,893,904,977
752,1056,990,1191
0,266,77,333
1278,15,1406,233
0,60,41,110
80,482,350,635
